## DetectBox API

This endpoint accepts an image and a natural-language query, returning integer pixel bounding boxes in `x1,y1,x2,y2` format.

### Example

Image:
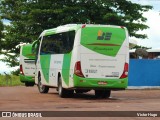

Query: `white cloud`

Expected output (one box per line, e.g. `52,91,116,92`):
130,9,160,48
2,19,11,25
130,0,160,48
143,10,160,48
0,55,18,74
0,61,18,74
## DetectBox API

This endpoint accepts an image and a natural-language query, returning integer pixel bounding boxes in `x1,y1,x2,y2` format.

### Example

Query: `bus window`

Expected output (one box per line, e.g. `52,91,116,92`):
40,31,75,54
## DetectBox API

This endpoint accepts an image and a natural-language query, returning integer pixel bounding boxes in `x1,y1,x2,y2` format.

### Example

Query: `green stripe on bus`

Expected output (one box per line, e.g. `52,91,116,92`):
40,55,51,83
62,53,72,86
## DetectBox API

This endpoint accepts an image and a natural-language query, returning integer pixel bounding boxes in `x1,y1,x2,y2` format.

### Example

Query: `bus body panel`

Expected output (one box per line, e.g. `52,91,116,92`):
80,53,125,79
35,24,129,90
20,44,35,83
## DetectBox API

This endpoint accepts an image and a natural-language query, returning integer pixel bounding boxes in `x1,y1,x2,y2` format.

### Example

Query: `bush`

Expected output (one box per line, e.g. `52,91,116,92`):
11,69,20,76
0,74,24,86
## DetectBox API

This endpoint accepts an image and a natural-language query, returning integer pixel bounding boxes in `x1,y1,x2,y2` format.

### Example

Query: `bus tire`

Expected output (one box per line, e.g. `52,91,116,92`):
25,82,35,87
58,76,73,98
75,90,90,94
95,90,111,98
38,74,49,93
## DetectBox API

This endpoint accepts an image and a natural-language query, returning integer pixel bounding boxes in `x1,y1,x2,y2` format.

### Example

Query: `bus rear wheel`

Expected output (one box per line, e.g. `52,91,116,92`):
75,90,90,94
95,90,111,98
58,76,73,98
38,74,49,93
25,82,35,87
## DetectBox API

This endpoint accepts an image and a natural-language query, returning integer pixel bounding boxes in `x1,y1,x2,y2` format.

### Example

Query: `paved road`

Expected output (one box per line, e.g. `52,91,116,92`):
0,86,160,119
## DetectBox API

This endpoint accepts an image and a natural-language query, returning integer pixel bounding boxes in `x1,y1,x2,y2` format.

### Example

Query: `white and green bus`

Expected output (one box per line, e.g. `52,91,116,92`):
20,43,36,86
35,24,129,98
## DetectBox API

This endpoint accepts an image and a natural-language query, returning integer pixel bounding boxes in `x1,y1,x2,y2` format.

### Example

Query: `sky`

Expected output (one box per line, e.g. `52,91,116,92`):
130,0,160,48
0,55,18,74
0,0,160,74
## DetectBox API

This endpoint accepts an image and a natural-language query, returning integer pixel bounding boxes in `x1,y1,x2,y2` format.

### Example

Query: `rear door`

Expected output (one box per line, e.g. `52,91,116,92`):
80,25,127,79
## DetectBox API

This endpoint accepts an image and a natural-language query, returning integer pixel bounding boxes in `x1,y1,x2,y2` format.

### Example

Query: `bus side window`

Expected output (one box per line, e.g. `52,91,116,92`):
68,31,75,52
33,38,41,64
40,30,75,55
60,31,75,53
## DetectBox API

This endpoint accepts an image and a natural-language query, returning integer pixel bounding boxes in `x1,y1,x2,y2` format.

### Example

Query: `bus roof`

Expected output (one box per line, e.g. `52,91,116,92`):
40,24,127,37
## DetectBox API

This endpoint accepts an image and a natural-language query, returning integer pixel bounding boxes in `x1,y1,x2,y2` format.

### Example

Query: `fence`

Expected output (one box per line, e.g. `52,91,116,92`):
128,59,160,89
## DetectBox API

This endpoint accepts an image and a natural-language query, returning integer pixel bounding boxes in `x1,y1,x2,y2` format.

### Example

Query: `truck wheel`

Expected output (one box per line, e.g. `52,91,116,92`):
38,74,49,93
95,90,111,98
58,76,73,98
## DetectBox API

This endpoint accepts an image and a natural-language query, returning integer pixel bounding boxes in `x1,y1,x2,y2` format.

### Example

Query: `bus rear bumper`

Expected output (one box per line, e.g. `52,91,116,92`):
73,74,128,90
20,74,35,83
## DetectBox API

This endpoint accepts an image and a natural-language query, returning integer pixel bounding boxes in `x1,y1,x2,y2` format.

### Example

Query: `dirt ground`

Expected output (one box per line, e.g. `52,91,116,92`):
0,86,160,119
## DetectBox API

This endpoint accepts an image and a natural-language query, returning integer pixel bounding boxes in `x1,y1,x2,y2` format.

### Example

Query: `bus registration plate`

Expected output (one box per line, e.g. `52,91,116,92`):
98,81,107,85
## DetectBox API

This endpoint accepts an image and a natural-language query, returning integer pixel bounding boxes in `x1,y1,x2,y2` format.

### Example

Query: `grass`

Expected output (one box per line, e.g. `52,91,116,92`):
0,75,24,86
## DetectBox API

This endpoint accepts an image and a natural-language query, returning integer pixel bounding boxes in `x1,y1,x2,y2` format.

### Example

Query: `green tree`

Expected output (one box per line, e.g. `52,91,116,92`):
0,0,152,67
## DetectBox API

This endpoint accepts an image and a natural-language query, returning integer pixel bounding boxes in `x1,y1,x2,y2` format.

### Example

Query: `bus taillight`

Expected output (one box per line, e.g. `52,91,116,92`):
20,64,24,75
82,24,86,28
120,63,128,79
120,26,125,29
74,61,85,77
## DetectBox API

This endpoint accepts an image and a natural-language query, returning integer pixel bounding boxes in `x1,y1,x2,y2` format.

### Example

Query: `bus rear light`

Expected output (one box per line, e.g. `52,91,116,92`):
82,24,86,28
120,26,125,29
120,63,128,79
74,61,85,78
20,64,24,75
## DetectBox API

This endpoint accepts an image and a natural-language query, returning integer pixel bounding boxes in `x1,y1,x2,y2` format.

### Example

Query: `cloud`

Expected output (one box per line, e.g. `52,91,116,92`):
0,55,18,74
130,0,160,48
2,19,11,25
0,61,13,74
130,9,160,48
143,10,160,48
